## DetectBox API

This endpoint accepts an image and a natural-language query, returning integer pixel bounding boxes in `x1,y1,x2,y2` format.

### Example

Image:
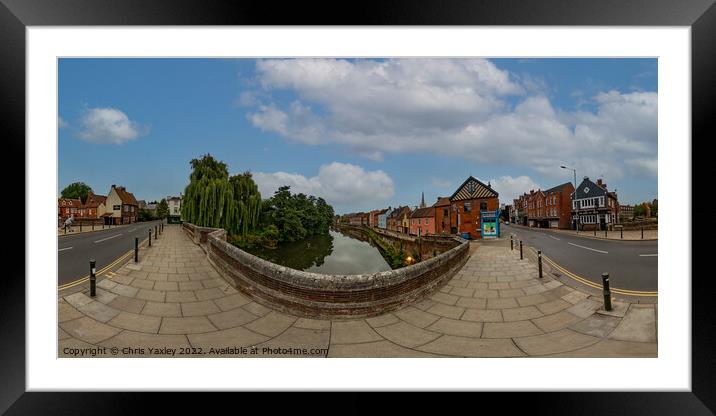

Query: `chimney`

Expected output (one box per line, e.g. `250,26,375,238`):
111,184,116,188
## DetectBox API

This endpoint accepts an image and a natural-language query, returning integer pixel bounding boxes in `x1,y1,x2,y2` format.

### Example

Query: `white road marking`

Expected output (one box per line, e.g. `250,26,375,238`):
639,254,658,257
58,247,73,252
549,235,560,240
94,233,122,243
568,242,608,254
128,227,137,232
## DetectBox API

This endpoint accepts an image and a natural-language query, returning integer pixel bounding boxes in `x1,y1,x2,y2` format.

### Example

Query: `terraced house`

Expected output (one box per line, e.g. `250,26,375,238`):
526,182,575,229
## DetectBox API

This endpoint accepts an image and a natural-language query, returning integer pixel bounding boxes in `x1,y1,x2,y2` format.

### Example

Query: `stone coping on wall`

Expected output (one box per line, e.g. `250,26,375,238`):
182,222,470,318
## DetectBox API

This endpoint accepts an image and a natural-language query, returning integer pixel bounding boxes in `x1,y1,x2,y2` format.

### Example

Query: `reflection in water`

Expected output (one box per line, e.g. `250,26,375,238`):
244,230,391,274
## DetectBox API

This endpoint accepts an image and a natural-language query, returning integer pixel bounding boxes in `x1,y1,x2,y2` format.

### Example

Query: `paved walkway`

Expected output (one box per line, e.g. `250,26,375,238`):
59,225,657,357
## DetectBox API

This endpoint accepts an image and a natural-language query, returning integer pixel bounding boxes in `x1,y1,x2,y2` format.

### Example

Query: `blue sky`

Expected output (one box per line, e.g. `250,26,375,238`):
58,58,657,213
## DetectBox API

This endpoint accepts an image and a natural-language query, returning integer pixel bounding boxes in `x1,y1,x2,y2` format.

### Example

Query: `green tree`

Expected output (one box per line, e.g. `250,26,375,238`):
156,198,169,219
650,199,658,217
61,182,93,203
181,154,262,235
138,208,156,222
261,186,335,243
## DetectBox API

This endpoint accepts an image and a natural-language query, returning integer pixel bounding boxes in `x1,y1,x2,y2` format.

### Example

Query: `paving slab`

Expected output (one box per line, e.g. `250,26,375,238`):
374,321,441,348
608,305,657,343
418,335,525,357
109,312,162,333
427,318,483,338
515,329,601,356
482,320,543,339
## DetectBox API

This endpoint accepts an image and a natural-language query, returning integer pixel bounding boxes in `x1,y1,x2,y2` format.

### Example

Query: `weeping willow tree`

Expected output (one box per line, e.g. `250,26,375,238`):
181,154,262,235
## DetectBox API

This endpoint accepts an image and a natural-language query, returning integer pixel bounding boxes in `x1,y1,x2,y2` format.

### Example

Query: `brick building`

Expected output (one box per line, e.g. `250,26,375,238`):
525,182,574,229
448,176,499,239
433,197,452,235
58,198,82,220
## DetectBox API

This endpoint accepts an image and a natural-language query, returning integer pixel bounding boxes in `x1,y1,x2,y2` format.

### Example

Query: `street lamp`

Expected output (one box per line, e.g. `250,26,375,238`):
561,165,578,231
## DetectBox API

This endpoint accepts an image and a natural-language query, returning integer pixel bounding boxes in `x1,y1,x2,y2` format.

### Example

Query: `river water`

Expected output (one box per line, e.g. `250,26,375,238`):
243,229,391,274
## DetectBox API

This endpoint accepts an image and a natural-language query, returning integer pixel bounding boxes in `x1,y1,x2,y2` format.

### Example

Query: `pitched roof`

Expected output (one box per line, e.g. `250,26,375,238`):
544,182,573,194
433,197,451,207
83,192,107,208
388,206,410,218
411,207,435,218
449,176,498,201
113,186,139,206
58,198,82,207
572,178,608,199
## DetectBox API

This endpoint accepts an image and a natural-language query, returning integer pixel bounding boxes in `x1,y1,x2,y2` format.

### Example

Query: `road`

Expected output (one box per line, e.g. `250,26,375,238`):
57,220,164,287
505,224,657,292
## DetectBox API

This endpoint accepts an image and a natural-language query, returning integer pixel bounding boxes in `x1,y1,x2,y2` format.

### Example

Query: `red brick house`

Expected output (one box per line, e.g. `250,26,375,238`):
58,198,82,220
82,191,108,219
449,176,499,239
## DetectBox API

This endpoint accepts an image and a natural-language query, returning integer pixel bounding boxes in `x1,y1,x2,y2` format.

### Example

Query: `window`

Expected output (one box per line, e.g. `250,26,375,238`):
113,205,121,211
426,218,430,224
464,202,471,212
480,201,487,211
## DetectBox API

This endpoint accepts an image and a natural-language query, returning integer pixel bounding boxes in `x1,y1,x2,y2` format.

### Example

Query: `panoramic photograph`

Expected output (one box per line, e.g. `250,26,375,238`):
57,58,657,358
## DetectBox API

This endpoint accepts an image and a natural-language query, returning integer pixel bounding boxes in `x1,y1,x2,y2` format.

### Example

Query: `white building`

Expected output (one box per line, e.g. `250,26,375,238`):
167,195,182,222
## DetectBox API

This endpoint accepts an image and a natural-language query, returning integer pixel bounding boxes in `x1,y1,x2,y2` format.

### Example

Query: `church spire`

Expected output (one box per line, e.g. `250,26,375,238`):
420,191,426,208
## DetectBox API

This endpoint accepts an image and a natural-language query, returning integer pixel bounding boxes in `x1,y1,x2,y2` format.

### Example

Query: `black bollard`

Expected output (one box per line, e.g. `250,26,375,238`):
520,240,523,260
92,222,94,231
605,228,608,238
155,226,158,240
593,228,596,237
134,237,139,263
641,227,644,239
64,225,67,235
149,229,152,247
89,259,96,297
621,228,623,239
80,222,82,233
601,272,612,311
538,250,542,278
510,235,513,250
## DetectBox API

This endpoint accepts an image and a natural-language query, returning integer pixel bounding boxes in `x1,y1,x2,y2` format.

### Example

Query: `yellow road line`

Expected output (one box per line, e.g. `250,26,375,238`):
539,252,657,297
58,237,149,291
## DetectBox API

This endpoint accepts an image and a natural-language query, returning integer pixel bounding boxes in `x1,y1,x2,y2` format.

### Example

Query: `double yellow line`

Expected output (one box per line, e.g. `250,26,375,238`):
538,250,658,297
58,237,149,291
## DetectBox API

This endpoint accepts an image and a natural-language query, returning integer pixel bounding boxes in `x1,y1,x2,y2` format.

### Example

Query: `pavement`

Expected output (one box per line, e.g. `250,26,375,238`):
58,220,164,287
58,224,657,357
506,224,657,293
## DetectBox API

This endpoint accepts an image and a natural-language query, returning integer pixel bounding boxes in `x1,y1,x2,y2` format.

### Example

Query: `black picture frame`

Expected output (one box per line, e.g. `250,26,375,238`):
2,0,711,413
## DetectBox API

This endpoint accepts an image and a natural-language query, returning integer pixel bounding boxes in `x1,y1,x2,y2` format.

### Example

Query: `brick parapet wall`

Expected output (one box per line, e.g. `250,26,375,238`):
182,222,470,319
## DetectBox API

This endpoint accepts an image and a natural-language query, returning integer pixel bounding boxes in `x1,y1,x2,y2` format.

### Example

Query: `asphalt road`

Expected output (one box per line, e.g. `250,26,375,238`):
505,224,657,292
58,220,163,286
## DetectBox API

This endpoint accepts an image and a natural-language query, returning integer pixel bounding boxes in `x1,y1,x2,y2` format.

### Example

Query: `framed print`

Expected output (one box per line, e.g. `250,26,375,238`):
2,0,712,413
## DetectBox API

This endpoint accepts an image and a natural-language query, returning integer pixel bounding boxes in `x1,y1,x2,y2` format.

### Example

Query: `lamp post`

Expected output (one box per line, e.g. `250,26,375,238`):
561,165,578,232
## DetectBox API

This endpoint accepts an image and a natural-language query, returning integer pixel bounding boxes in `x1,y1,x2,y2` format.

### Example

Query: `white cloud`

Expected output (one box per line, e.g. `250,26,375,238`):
58,116,68,129
252,162,394,211
77,107,146,144
484,175,542,204
244,59,658,181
